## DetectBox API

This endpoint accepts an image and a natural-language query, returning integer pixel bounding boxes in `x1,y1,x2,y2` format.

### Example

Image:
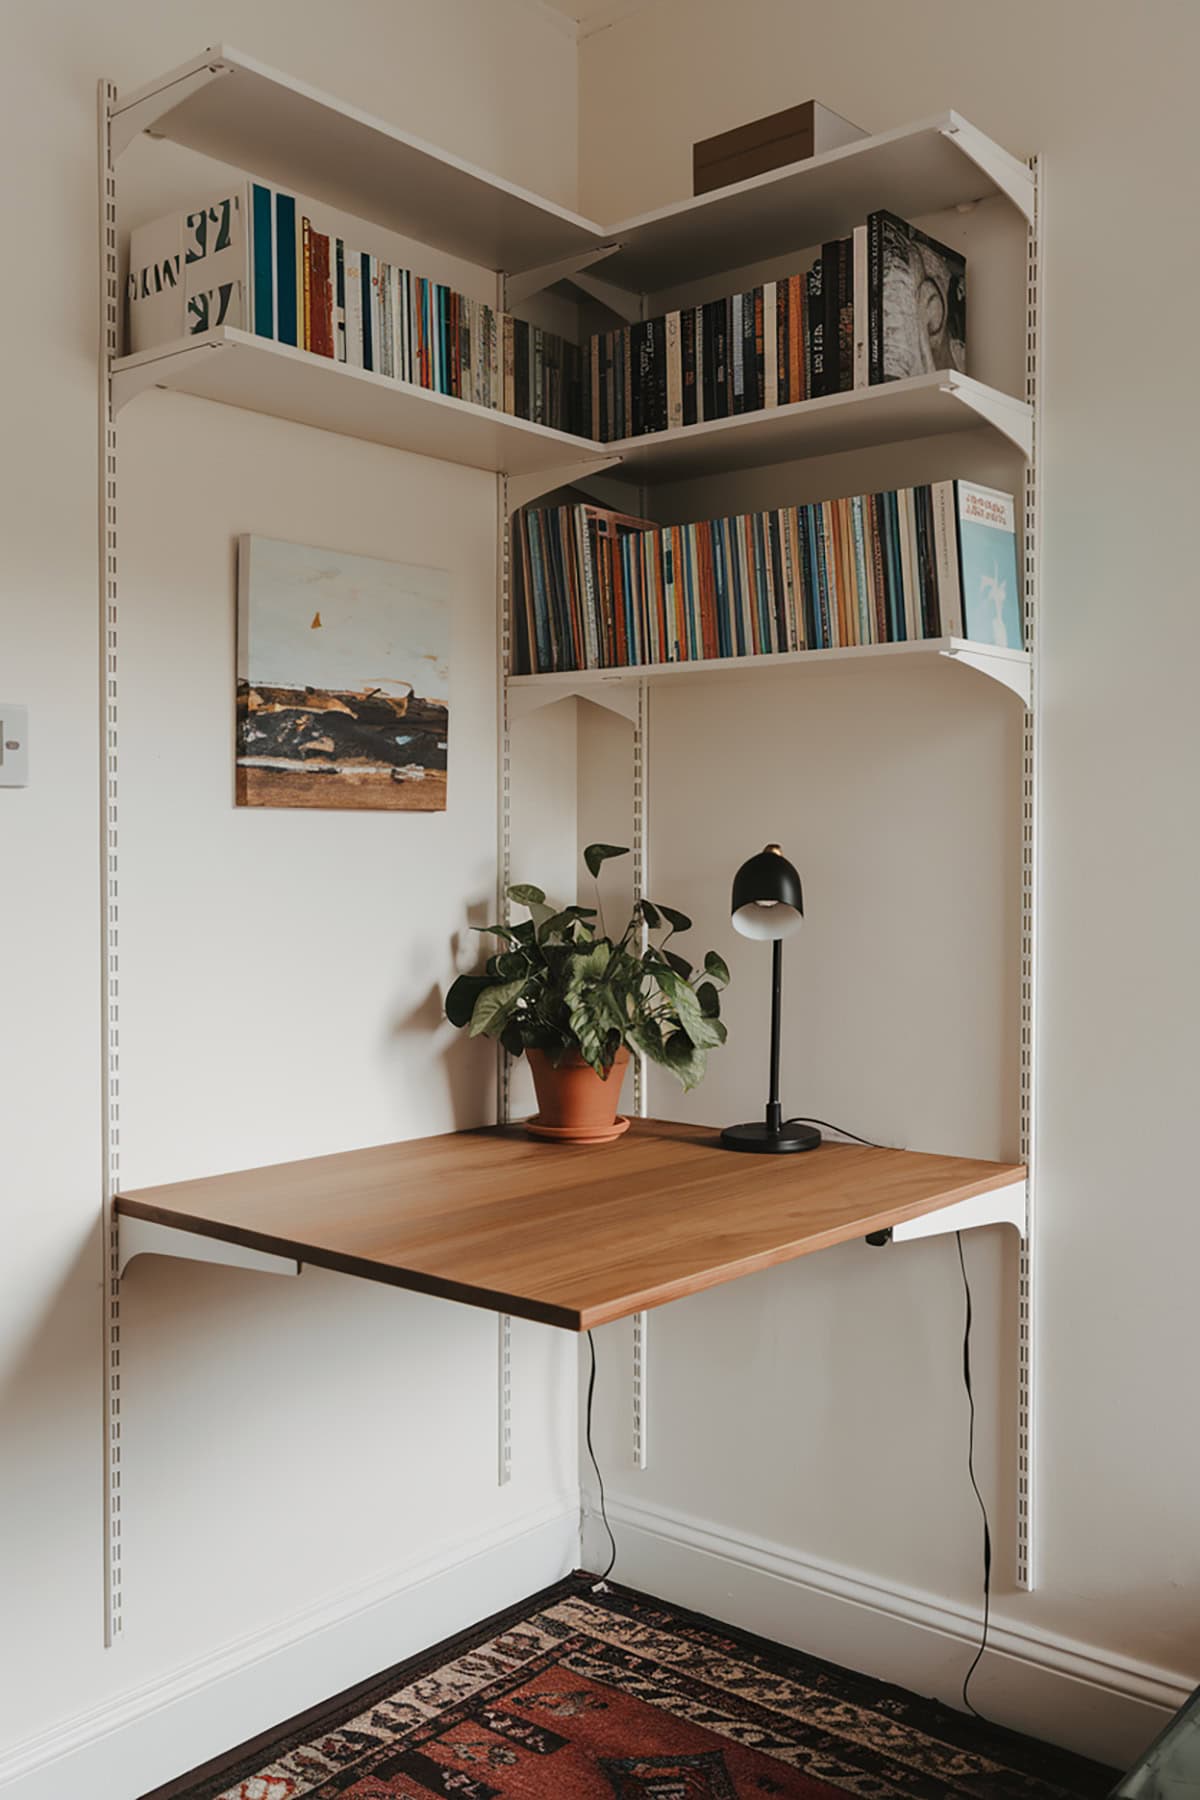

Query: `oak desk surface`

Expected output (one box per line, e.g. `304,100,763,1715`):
115,1120,1024,1331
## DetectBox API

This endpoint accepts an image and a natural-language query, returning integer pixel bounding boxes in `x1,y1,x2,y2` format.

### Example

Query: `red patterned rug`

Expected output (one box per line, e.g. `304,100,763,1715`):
149,1576,1115,1800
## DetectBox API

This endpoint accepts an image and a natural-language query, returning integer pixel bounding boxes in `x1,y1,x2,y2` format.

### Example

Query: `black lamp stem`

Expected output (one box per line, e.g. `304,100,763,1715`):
766,937,783,1134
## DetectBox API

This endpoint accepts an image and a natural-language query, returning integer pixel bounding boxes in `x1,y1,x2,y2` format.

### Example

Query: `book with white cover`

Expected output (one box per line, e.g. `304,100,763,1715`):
127,184,255,352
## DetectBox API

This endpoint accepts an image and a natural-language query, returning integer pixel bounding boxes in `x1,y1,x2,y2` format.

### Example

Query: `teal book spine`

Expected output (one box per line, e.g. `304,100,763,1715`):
274,193,297,346
251,184,274,339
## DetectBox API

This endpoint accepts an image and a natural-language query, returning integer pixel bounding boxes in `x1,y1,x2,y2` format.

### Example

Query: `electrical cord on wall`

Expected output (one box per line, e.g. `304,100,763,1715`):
585,1330,618,1592
789,1116,994,1720
956,1229,993,1720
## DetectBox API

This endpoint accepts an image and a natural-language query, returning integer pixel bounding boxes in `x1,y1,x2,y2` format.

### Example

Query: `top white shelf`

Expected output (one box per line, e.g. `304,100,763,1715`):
111,45,602,276
113,50,1033,289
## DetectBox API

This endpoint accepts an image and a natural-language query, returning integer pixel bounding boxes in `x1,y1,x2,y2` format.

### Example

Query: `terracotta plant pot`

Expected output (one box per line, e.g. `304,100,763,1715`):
525,1046,631,1144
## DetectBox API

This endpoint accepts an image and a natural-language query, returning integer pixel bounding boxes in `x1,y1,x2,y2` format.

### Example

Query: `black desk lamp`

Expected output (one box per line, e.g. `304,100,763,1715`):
720,844,821,1154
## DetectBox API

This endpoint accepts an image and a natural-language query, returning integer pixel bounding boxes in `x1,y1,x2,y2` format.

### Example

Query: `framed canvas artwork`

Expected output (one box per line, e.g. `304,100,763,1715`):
236,536,450,811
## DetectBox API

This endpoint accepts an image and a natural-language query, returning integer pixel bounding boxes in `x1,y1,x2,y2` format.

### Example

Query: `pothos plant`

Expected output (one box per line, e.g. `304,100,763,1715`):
446,844,729,1090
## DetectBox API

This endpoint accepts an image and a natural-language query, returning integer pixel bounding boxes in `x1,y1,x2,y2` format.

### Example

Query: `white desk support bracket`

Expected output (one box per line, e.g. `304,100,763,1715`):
110,54,235,160
866,1179,1027,1247
118,1215,300,1280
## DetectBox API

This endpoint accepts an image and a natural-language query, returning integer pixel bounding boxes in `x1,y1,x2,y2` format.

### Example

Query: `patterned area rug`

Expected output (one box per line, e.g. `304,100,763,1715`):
152,1576,1116,1800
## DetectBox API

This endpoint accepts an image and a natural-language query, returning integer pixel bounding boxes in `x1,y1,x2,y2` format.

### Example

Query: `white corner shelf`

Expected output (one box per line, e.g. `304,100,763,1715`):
112,330,613,481
606,373,1032,481
600,112,1034,293
110,45,603,275
506,635,1032,717
113,51,1031,294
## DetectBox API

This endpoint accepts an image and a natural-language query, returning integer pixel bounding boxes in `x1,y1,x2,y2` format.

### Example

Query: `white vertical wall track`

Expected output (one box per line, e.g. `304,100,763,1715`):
496,449,514,1489
1016,156,1043,1593
98,79,124,1647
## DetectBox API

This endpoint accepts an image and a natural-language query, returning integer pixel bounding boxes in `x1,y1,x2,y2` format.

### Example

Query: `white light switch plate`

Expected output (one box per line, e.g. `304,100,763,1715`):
0,704,29,785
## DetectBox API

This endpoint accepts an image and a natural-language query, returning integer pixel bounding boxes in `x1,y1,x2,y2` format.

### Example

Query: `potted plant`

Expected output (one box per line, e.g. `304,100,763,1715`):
446,844,730,1142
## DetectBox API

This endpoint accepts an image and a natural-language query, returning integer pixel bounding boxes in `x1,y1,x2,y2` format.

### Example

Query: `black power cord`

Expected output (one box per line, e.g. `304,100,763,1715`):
791,1115,994,1719
585,1329,617,1591
956,1229,993,1720
786,1116,884,1149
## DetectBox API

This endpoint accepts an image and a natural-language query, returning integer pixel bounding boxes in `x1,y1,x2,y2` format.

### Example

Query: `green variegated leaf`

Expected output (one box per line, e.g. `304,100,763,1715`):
468,979,526,1038
507,883,545,906
696,979,721,1018
639,898,661,929
657,904,692,933
662,1031,707,1090
704,950,731,984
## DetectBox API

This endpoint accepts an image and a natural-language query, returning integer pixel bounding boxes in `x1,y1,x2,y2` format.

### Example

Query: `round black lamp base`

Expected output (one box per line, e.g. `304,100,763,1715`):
719,1121,822,1154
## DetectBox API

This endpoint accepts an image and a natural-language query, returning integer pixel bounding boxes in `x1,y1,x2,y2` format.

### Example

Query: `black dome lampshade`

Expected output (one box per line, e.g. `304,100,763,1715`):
731,844,805,941
720,844,821,1155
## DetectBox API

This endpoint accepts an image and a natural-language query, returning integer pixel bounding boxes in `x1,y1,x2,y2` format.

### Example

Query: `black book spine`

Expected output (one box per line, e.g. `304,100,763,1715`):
868,212,883,386
808,260,825,397
632,321,647,436
651,315,667,432
702,301,718,421
682,307,697,427
838,238,853,392
513,319,529,420
777,278,789,403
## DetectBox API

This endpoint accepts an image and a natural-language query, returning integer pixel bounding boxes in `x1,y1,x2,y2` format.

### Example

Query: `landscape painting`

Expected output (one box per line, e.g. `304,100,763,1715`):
236,536,449,811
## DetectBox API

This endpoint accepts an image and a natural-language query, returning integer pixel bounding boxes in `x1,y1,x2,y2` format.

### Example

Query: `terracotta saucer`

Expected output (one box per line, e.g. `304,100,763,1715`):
525,1115,631,1145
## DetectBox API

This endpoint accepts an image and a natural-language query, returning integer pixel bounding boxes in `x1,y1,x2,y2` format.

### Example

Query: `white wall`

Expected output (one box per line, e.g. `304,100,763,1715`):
574,0,1200,1766
0,4,579,1795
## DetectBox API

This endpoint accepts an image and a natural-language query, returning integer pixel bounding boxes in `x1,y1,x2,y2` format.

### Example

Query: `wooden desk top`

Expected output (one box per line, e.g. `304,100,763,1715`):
116,1120,1024,1331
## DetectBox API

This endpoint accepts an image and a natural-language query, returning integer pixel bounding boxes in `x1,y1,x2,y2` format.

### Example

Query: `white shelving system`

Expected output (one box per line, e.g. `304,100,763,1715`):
99,46,1040,1643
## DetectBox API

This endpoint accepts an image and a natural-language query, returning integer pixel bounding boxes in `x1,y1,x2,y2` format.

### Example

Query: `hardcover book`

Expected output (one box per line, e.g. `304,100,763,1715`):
957,483,1022,648
869,211,966,382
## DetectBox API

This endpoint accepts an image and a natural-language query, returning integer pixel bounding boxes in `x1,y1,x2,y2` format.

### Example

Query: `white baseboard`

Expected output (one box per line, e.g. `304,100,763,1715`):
585,1495,1194,1772
0,1496,579,1800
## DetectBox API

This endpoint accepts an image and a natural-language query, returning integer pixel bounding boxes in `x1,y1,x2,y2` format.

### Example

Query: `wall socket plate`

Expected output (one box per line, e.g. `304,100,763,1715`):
0,704,29,785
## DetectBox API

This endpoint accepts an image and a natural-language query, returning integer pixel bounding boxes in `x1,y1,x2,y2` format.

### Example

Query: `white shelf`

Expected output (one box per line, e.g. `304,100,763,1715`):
113,53,1032,293
507,637,1032,716
111,330,613,481
606,373,1032,479
601,113,1034,293
111,45,603,275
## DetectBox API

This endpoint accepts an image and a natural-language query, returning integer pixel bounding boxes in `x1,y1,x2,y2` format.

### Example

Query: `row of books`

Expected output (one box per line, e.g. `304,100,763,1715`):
127,187,965,448
511,481,1021,676
127,183,588,435
586,210,967,440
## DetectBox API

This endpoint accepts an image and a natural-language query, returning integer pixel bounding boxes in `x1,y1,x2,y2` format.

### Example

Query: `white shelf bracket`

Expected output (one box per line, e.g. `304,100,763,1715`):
505,243,622,307
508,676,641,725
497,1312,513,1486
110,59,235,160
940,121,1035,224
571,269,645,326
632,1310,649,1469
112,337,232,414
506,456,622,514
940,378,1033,458
117,1215,300,1280
939,644,1031,708
890,1179,1027,1245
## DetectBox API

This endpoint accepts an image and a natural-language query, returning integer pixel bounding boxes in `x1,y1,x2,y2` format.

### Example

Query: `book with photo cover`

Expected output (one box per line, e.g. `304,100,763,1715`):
868,210,966,383
956,482,1022,649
